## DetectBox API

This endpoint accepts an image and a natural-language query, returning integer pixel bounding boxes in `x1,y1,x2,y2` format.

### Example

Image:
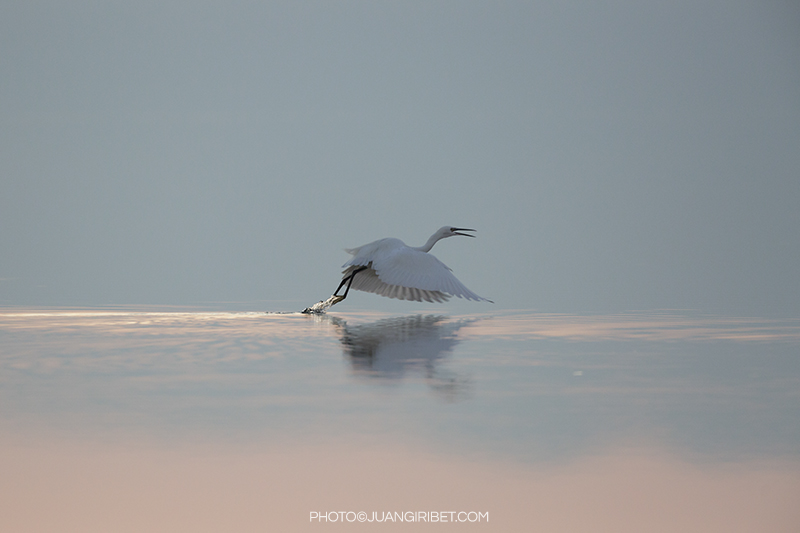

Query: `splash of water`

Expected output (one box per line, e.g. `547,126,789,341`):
301,294,345,314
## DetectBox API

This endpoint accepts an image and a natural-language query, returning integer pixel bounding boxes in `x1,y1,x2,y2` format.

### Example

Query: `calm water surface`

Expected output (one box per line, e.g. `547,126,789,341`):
1,308,799,532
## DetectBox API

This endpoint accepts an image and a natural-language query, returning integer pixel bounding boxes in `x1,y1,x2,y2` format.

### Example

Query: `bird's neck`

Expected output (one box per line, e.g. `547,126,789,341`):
413,234,442,253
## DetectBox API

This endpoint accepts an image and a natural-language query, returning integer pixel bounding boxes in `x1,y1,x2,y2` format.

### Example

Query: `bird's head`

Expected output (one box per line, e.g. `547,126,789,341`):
437,226,476,239
417,226,477,252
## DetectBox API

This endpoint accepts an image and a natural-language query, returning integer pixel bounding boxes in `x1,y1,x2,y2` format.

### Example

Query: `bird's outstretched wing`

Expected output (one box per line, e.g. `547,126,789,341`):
343,244,490,302
343,265,451,303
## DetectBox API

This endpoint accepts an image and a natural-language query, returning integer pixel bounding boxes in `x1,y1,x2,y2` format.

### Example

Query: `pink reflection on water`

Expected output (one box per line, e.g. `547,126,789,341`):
0,310,338,372
2,309,800,531
5,309,799,346
462,312,800,342
1,436,798,533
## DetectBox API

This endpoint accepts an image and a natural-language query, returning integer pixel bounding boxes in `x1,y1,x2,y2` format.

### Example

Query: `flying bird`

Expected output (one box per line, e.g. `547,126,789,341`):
329,226,492,305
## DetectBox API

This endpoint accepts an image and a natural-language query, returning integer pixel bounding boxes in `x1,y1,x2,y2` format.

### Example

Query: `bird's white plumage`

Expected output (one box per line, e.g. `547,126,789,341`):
340,228,490,303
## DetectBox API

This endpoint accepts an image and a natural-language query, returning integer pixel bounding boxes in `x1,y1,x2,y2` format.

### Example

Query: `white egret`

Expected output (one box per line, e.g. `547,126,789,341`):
307,226,492,311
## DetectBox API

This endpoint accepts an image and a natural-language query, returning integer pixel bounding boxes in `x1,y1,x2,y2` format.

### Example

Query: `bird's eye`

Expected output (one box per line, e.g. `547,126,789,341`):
450,227,456,232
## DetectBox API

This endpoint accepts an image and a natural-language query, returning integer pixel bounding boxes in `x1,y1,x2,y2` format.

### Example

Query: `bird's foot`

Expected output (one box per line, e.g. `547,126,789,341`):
301,294,345,314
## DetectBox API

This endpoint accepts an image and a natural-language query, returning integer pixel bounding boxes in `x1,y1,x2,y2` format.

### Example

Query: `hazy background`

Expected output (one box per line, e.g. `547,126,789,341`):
1,0,798,315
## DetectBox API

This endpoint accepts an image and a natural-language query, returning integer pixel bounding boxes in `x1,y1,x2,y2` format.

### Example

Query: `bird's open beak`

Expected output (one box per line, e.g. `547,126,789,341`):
453,228,476,237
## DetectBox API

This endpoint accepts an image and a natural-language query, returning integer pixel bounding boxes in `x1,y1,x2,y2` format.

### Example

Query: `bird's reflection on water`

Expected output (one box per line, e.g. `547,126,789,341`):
324,314,477,401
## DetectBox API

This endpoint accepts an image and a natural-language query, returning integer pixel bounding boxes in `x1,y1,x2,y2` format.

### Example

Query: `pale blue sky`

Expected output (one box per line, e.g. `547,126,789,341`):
1,0,798,314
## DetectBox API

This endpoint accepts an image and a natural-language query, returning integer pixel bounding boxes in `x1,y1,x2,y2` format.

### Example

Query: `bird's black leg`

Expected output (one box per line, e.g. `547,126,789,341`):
333,278,350,297
334,266,368,300
302,266,370,314
342,266,367,297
